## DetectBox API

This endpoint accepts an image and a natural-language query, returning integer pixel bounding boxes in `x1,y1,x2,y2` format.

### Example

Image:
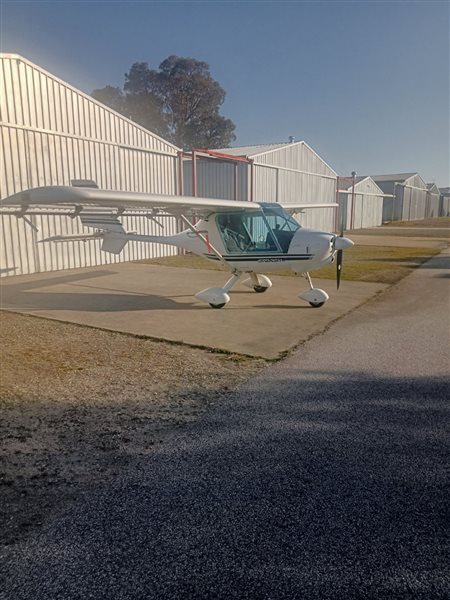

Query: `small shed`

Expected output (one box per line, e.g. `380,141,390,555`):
183,141,338,231
372,173,428,222
425,183,440,218
337,176,384,230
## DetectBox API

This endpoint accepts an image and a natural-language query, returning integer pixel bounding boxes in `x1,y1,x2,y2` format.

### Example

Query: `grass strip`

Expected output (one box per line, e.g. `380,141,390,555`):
138,245,441,286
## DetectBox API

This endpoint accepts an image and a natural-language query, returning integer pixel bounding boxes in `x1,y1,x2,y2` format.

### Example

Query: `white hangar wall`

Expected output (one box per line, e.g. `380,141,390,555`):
182,159,248,201
338,177,384,230
439,188,450,216
183,142,338,231
250,143,337,231
374,173,428,222
400,174,428,221
425,184,440,218
0,54,181,277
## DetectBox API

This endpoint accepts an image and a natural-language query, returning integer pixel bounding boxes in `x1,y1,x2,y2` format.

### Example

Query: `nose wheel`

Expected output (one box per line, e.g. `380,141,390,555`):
299,272,329,307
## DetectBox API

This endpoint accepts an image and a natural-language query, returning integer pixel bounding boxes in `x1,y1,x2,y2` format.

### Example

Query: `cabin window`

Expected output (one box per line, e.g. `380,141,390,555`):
217,212,281,254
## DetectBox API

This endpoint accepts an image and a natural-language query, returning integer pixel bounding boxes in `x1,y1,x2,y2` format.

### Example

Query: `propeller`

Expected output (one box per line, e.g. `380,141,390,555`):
336,215,344,290
333,213,353,290
336,249,343,290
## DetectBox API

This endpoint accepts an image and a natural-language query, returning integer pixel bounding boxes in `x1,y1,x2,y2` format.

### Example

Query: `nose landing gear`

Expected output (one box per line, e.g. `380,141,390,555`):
299,272,329,308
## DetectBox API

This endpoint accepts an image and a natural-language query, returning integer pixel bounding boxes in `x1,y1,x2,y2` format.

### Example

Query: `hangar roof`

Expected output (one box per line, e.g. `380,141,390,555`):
338,176,370,190
371,173,417,183
216,142,300,158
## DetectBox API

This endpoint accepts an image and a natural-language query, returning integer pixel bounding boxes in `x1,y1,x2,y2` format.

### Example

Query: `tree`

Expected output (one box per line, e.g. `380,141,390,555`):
153,55,236,149
92,76,166,137
91,86,125,114
91,56,236,150
122,62,167,136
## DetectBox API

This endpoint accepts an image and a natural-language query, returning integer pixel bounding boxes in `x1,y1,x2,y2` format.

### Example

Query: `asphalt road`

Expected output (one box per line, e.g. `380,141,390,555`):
2,252,449,600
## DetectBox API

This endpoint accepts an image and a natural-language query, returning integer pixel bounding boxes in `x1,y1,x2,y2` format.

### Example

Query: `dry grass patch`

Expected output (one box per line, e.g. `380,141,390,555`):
356,218,449,239
383,217,450,228
140,245,440,286
0,311,265,546
307,246,441,284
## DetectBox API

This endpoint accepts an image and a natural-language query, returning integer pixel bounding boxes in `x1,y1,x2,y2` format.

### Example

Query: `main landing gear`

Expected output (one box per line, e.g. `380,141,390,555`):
195,272,273,308
242,273,272,294
196,271,329,309
299,272,329,308
195,271,241,309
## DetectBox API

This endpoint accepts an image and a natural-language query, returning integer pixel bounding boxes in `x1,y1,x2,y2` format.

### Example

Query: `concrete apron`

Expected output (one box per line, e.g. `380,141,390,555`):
1,264,386,359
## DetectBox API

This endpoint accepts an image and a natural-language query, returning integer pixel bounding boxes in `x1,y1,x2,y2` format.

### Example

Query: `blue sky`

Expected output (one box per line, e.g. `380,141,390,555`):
1,0,449,185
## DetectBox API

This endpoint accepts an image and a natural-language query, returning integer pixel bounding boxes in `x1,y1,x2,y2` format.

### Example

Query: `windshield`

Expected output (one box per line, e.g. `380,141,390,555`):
261,204,301,252
216,205,300,254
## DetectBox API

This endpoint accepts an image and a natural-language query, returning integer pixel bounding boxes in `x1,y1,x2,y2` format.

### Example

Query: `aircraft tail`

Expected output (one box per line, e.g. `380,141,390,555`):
39,211,186,254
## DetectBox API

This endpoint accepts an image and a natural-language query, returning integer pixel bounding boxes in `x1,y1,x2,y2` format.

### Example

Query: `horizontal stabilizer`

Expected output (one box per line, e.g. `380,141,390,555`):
101,234,128,254
39,233,102,243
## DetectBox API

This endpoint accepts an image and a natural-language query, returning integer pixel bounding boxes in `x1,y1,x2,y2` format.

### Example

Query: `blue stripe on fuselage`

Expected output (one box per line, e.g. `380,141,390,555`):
204,254,312,262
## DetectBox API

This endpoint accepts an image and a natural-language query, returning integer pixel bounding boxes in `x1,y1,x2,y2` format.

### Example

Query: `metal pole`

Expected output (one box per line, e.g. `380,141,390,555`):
178,151,184,196
335,176,340,232
350,171,356,230
274,168,279,203
234,162,238,201
249,159,254,202
192,150,197,197
392,183,396,222
360,193,364,228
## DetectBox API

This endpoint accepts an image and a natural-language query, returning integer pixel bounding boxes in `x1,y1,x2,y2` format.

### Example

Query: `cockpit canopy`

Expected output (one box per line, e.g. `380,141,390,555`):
217,204,300,254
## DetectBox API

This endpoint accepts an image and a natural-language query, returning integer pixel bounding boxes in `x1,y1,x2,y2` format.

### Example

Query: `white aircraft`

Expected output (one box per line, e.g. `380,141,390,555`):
0,185,354,309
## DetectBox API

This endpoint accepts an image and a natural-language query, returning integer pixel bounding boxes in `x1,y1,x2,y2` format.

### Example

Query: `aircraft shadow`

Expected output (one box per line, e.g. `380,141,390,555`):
1,291,195,312
1,269,312,312
0,270,196,312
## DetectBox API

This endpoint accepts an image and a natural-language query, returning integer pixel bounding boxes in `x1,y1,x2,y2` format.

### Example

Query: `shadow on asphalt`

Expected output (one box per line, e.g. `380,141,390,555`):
2,372,449,600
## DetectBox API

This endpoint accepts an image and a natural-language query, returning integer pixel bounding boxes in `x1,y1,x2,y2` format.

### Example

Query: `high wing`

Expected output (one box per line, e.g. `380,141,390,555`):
0,186,338,256
0,186,337,217
0,186,261,219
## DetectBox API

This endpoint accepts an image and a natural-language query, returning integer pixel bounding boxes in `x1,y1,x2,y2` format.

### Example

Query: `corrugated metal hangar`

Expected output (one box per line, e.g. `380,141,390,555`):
183,142,337,231
1,54,445,278
374,173,429,223
425,183,440,218
0,53,181,276
337,176,384,230
439,187,450,216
